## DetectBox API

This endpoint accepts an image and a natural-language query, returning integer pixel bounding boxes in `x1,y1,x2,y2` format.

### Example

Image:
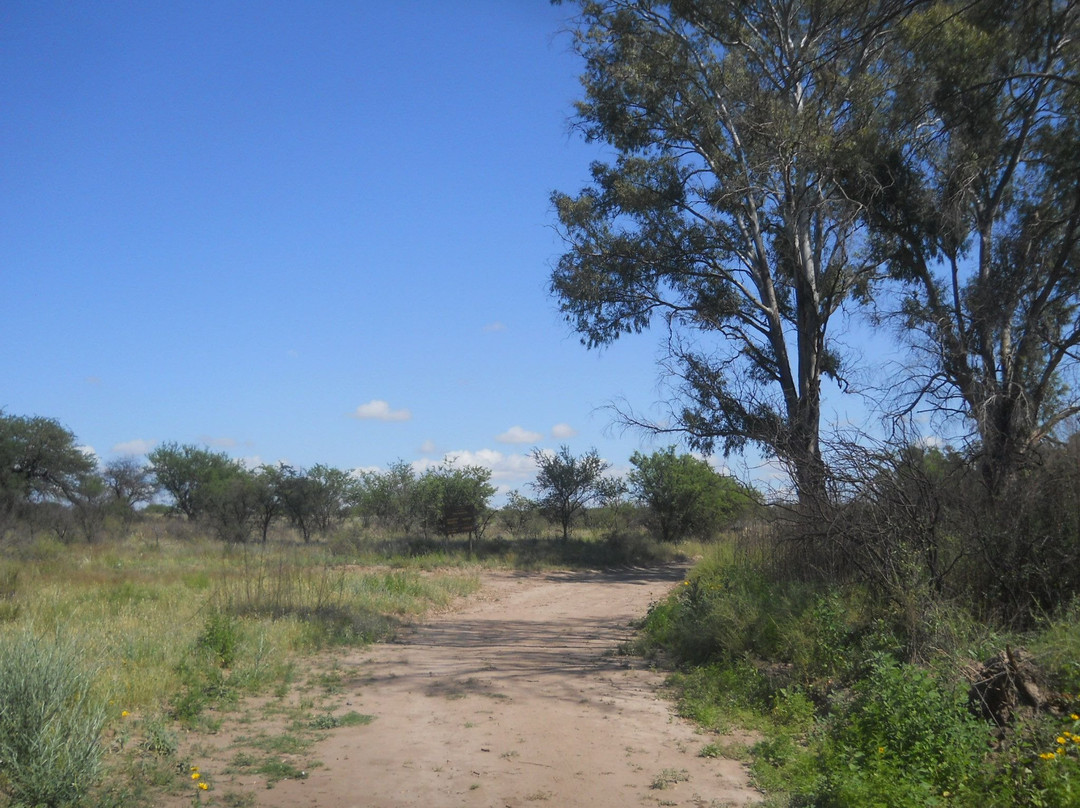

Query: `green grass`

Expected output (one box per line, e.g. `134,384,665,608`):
638,537,1080,808
0,518,709,806
0,531,489,806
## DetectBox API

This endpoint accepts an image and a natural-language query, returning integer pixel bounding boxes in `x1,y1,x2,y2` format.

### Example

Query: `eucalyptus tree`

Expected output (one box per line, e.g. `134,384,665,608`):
854,0,1080,491
551,0,908,504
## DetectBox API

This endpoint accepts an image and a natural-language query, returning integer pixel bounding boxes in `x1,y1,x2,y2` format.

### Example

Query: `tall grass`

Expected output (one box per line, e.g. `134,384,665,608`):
0,632,108,808
0,519,701,805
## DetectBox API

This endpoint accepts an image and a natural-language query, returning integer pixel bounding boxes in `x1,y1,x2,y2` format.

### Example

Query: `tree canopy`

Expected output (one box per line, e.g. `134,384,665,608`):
147,443,244,521
629,446,751,541
851,0,1080,490
551,0,906,503
530,445,610,540
0,412,95,519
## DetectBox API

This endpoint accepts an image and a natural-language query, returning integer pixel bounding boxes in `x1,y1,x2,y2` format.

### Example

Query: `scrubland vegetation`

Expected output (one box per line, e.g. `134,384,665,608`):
0,412,744,806
635,441,1080,807
0,529,485,807
546,0,1080,802
6,0,1080,801
4,405,1080,806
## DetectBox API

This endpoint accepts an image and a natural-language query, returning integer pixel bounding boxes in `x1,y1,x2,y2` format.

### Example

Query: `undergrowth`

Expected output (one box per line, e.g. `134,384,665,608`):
640,544,1080,807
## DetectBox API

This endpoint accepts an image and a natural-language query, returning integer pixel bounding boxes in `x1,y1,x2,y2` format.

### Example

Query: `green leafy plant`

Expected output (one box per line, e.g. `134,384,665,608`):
198,610,241,668
813,654,989,807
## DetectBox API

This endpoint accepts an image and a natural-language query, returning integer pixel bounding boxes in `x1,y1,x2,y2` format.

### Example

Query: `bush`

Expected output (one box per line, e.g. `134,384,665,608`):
0,632,107,807
813,654,989,807
198,610,241,668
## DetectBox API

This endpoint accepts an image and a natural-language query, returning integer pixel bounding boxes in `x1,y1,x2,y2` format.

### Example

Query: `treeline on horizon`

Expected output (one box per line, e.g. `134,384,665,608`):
0,409,756,549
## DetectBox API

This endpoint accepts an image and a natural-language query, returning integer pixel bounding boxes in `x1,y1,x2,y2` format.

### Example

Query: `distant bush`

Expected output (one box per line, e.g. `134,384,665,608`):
0,632,107,808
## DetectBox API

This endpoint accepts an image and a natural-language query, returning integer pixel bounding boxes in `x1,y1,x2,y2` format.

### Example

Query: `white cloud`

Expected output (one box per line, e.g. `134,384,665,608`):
350,399,412,422
412,449,538,486
77,445,97,461
350,464,384,477
419,439,437,454
200,435,237,448
483,321,506,333
239,455,263,470
112,439,153,455
496,425,543,444
551,422,577,440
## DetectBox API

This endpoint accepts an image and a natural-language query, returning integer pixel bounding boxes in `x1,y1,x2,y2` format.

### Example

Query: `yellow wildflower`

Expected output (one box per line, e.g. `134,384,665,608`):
199,782,209,791
121,710,129,718
1057,737,1067,745
1072,713,1080,721
1040,752,1057,760
191,772,201,781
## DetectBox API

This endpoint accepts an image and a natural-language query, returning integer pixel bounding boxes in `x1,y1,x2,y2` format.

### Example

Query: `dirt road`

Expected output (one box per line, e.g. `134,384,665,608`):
224,566,761,807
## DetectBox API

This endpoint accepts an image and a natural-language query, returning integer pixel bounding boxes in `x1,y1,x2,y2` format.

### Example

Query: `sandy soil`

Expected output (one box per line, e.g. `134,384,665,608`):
189,565,762,807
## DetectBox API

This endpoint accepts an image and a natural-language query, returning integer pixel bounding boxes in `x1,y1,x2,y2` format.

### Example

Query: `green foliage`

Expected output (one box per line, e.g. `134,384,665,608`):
275,464,356,542
198,611,242,669
499,491,541,538
967,711,1080,808
643,535,1080,807
201,470,265,544
147,443,242,522
414,461,496,540
0,411,96,527
136,716,178,758
813,655,989,807
1031,597,1080,696
306,710,373,730
100,457,157,521
860,0,1080,490
667,661,772,732
628,446,751,542
354,460,420,535
641,550,859,677
552,2,897,502
0,632,107,808
530,445,610,540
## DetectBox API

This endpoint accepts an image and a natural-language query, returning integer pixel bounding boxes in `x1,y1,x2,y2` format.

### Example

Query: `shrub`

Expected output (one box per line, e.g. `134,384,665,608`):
813,654,989,807
0,632,107,807
198,610,241,669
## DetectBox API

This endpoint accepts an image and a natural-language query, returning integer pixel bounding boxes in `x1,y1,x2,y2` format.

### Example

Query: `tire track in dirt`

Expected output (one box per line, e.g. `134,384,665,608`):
240,565,761,807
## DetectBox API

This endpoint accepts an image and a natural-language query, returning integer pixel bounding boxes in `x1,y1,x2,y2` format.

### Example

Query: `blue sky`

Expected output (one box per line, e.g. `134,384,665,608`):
2,1,898,497
0,1,692,495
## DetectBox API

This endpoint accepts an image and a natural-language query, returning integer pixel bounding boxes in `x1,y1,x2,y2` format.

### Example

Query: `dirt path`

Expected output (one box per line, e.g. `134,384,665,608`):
216,566,761,807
